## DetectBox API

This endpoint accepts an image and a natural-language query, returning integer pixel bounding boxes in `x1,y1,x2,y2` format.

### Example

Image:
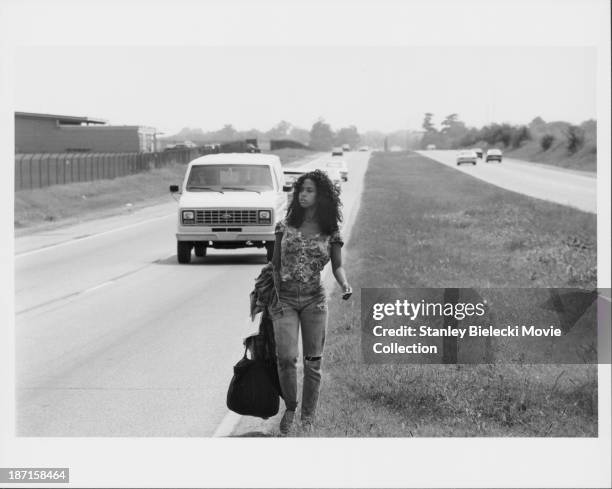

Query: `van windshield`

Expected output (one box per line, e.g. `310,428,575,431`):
186,164,274,191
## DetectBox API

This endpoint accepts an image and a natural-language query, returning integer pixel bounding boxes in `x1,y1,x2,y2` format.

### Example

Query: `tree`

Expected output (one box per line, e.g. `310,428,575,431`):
510,125,531,148
565,125,585,154
440,113,459,134
540,134,555,151
335,125,361,148
288,126,311,145
422,113,436,133
266,120,292,139
458,127,480,148
361,130,386,149
440,114,468,148
215,124,238,142
309,119,335,150
528,116,547,138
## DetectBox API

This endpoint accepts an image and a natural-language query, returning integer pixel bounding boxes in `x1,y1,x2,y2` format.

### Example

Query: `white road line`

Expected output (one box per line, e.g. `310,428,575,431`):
212,411,242,437
15,212,176,258
17,280,117,315
82,281,115,294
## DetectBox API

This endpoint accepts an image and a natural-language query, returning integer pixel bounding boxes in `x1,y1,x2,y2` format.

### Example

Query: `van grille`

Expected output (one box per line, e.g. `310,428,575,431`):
195,209,259,225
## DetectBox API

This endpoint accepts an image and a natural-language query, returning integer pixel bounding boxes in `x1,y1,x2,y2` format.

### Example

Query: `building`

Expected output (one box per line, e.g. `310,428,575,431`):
15,112,157,153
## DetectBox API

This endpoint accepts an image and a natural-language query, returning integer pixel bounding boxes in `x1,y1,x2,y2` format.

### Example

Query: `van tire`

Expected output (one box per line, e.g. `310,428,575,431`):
194,243,207,257
177,242,192,264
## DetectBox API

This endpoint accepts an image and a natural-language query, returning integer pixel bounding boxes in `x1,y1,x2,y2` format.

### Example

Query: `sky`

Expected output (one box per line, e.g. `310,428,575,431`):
13,45,596,135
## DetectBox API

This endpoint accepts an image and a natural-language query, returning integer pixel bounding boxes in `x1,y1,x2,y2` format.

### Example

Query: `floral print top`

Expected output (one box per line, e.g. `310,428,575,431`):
275,219,344,285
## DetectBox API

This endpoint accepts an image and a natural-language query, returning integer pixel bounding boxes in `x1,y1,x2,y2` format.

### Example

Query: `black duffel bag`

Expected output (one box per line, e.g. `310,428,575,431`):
226,309,282,419
226,346,280,419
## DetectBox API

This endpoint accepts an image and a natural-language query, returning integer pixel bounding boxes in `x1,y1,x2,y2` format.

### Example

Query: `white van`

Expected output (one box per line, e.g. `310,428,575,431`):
169,153,291,263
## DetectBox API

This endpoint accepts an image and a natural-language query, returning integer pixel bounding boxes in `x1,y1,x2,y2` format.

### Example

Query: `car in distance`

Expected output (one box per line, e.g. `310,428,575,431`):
473,148,483,159
321,167,342,192
485,148,503,163
341,144,350,152
165,141,197,151
426,144,437,150
358,145,370,151
331,147,343,156
169,153,292,264
456,150,478,166
326,159,348,181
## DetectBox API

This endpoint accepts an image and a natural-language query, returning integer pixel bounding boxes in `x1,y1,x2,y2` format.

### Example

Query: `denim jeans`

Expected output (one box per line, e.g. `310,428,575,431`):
271,279,327,419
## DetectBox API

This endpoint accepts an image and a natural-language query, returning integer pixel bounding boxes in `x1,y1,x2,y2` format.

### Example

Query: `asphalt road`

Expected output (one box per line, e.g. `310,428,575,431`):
417,150,596,214
14,150,370,436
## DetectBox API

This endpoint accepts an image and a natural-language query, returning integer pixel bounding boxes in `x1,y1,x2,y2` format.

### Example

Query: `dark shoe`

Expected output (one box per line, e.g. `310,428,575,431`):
279,410,295,435
301,415,314,432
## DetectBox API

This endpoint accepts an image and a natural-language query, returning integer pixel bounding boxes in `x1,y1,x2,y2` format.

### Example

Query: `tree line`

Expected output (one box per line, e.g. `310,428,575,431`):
420,113,595,156
163,119,362,151
162,114,595,156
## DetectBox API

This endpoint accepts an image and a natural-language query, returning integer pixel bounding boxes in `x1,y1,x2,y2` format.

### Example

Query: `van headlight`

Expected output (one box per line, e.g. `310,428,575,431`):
182,210,195,223
258,210,271,224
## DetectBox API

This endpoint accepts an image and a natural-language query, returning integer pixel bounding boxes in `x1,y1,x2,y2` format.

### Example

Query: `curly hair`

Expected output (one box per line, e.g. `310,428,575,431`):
286,169,343,235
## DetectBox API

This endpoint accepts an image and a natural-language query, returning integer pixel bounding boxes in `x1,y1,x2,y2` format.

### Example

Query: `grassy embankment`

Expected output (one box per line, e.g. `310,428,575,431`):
294,151,597,437
505,121,596,173
14,148,316,231
506,141,596,173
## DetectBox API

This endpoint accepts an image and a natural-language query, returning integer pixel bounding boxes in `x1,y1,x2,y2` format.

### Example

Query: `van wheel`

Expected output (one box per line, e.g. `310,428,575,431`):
194,243,207,257
177,242,192,264
265,243,274,262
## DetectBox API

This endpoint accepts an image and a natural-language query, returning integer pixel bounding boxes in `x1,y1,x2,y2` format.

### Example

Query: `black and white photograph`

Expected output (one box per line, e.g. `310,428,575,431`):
1,0,610,487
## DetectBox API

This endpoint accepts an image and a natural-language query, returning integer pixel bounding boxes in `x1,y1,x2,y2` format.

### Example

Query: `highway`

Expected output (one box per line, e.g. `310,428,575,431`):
14,151,369,436
14,148,595,436
417,150,596,214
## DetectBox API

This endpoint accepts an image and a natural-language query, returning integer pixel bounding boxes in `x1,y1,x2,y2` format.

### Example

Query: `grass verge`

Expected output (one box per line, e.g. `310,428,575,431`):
14,149,317,231
301,150,597,437
14,163,186,230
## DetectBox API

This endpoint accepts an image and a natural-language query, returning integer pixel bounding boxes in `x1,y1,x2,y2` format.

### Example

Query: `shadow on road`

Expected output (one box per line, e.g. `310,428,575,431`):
230,430,275,437
155,254,268,266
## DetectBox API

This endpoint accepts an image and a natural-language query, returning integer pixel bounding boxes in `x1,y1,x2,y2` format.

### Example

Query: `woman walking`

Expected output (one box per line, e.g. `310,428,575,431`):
271,169,352,435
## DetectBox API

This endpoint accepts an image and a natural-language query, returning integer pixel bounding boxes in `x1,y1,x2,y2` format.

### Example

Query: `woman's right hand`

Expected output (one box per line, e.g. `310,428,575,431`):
341,284,353,300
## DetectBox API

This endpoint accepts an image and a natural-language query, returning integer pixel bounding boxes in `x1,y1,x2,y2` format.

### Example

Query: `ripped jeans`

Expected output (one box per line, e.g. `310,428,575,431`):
271,279,327,419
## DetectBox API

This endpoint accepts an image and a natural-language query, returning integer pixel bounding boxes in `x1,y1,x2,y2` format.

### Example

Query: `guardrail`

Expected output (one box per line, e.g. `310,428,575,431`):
14,148,203,190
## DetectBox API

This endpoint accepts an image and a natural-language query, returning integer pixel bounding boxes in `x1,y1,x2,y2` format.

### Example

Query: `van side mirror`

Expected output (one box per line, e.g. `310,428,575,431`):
282,184,292,192
169,185,179,193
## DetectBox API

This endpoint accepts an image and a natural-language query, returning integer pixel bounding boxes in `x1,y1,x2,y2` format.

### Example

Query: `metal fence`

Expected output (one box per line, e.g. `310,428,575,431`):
14,148,205,190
